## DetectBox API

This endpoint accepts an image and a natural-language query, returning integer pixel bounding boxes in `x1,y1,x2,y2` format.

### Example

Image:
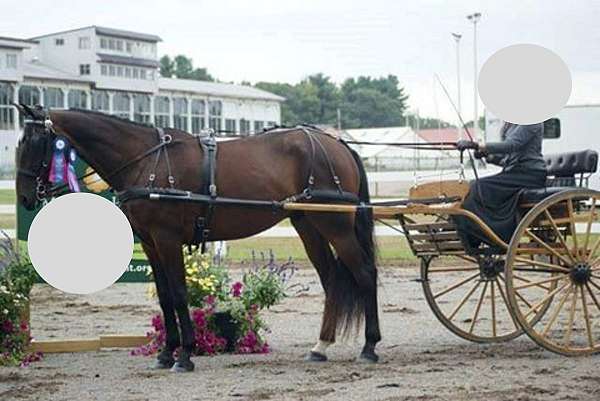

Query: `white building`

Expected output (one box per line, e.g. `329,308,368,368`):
0,26,284,172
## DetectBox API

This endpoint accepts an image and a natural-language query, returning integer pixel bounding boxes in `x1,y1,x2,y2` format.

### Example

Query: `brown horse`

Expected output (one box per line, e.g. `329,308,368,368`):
15,105,380,372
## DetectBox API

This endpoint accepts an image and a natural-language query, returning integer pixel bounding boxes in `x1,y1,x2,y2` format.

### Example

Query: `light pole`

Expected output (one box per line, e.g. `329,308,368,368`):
467,12,482,139
451,32,462,139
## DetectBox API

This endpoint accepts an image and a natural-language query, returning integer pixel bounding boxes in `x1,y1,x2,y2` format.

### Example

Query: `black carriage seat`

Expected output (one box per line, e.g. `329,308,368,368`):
519,150,599,205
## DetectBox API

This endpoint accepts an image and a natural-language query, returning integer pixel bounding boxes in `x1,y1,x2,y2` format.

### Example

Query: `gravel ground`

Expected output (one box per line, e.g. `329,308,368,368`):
2,265,600,401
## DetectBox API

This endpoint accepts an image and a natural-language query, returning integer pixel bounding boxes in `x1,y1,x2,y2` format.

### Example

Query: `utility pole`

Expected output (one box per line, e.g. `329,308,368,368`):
467,12,482,139
451,32,463,139
336,108,341,130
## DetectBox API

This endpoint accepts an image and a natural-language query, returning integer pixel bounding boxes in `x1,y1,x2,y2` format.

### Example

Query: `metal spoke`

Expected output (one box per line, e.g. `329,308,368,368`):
433,272,480,299
580,285,595,349
495,278,520,330
469,281,488,334
544,209,576,263
564,284,578,346
542,284,573,337
523,281,571,319
524,230,572,267
514,256,570,273
448,280,481,321
514,275,568,291
490,281,497,337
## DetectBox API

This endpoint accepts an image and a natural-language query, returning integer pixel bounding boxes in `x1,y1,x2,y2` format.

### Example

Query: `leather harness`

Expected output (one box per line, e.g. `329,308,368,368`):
194,133,218,252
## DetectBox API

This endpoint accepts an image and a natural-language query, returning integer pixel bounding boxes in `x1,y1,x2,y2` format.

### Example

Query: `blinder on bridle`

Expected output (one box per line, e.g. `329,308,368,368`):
17,117,58,202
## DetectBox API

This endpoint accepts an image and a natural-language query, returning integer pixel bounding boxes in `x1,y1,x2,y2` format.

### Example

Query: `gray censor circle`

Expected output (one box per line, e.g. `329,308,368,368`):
478,44,572,124
27,193,134,294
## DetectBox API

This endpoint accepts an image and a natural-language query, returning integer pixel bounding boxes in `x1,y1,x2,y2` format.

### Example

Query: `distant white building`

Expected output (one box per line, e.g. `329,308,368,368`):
0,26,284,172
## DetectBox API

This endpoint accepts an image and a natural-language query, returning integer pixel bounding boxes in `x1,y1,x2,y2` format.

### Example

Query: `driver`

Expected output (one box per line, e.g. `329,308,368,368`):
454,122,547,250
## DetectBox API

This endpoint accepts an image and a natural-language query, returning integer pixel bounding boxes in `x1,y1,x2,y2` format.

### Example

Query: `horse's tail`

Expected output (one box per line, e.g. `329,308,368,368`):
330,144,377,336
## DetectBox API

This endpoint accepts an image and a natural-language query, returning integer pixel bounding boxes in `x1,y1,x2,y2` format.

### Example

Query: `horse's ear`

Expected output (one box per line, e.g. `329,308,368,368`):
12,103,28,116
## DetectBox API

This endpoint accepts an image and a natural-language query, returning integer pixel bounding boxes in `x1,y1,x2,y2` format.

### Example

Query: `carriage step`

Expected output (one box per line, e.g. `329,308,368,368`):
412,241,465,252
409,232,460,242
404,222,456,232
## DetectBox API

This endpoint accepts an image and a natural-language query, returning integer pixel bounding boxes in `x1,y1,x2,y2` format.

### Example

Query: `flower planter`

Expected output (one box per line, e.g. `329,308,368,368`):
212,311,240,352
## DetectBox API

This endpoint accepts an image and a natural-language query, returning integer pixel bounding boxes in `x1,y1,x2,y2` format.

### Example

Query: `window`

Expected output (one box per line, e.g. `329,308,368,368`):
191,99,205,134
173,98,188,131
18,86,40,106
116,40,123,51
132,68,139,79
126,42,133,53
225,119,236,134
6,54,17,69
44,88,64,109
543,118,561,139
101,65,108,75
140,69,147,80
100,37,108,49
109,65,116,76
125,67,131,78
108,39,116,50
113,92,131,119
253,120,264,134
55,38,64,46
116,66,123,77
208,100,222,131
239,119,250,136
154,96,170,128
79,64,90,75
91,90,109,112
0,83,14,130
78,37,90,49
68,90,87,109
267,121,277,128
133,95,151,124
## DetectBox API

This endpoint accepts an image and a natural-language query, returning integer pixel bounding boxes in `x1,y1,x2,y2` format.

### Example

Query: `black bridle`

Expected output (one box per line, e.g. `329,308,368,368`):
17,118,179,205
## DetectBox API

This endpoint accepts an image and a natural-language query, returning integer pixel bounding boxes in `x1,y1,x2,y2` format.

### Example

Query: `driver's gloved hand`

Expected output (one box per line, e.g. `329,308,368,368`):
456,140,479,152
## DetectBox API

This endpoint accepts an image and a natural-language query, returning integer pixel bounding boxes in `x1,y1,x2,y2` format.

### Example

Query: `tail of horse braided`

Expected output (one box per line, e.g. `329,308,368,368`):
331,144,377,335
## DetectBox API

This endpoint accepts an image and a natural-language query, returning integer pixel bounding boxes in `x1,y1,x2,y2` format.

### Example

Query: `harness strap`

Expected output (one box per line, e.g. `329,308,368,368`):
300,127,344,195
193,132,219,253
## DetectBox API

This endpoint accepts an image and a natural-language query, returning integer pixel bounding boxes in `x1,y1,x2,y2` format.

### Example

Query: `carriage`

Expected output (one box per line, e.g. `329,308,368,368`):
14,106,600,370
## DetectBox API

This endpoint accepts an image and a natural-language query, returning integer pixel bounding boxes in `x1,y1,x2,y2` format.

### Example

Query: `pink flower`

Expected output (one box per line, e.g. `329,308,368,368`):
231,282,243,297
1,319,14,334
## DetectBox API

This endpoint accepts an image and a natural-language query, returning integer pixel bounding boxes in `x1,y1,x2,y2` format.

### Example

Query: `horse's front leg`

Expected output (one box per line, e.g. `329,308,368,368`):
142,241,179,369
154,234,195,373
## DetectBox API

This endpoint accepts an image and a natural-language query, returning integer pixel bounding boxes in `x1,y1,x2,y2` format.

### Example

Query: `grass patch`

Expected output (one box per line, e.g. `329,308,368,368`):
0,189,15,205
131,236,415,264
0,214,15,230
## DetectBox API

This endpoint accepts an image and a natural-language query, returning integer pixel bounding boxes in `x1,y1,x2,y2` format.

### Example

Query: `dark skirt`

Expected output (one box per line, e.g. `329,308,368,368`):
454,168,547,251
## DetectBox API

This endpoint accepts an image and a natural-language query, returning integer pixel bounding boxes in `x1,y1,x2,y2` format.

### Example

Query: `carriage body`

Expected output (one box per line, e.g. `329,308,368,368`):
396,149,600,355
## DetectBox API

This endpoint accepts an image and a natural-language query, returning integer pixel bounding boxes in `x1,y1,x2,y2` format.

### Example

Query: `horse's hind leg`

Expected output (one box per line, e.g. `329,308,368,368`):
291,214,338,362
141,241,178,369
308,213,381,363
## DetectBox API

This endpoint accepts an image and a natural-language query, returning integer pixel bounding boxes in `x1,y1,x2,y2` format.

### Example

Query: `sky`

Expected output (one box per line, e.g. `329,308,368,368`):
2,0,600,124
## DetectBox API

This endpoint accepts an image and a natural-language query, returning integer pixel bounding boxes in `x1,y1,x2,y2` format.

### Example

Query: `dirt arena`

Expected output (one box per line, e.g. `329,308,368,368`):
1,264,600,401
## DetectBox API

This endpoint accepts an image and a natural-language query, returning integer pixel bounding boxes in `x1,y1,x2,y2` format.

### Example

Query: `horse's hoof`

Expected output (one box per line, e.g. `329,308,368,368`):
358,351,379,364
152,358,175,370
170,360,195,373
305,351,328,362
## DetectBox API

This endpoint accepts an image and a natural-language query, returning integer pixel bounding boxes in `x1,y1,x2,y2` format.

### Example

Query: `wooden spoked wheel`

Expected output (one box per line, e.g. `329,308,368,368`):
421,253,549,343
506,189,600,356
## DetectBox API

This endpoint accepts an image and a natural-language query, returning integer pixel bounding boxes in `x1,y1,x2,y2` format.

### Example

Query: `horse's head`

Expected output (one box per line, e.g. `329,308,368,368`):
14,104,55,210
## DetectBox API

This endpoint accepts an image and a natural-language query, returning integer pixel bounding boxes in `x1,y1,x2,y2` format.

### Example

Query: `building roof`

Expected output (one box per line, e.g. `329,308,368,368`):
97,53,160,68
94,26,162,43
417,128,460,143
22,60,93,83
0,36,38,45
30,25,162,42
158,77,285,102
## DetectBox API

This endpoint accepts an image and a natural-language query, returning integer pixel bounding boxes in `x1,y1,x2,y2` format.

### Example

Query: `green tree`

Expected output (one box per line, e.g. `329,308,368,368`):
417,117,455,129
159,55,174,78
159,54,215,81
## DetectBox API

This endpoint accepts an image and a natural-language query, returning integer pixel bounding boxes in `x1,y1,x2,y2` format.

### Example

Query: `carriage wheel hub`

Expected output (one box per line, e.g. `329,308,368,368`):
570,262,591,285
479,257,503,280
